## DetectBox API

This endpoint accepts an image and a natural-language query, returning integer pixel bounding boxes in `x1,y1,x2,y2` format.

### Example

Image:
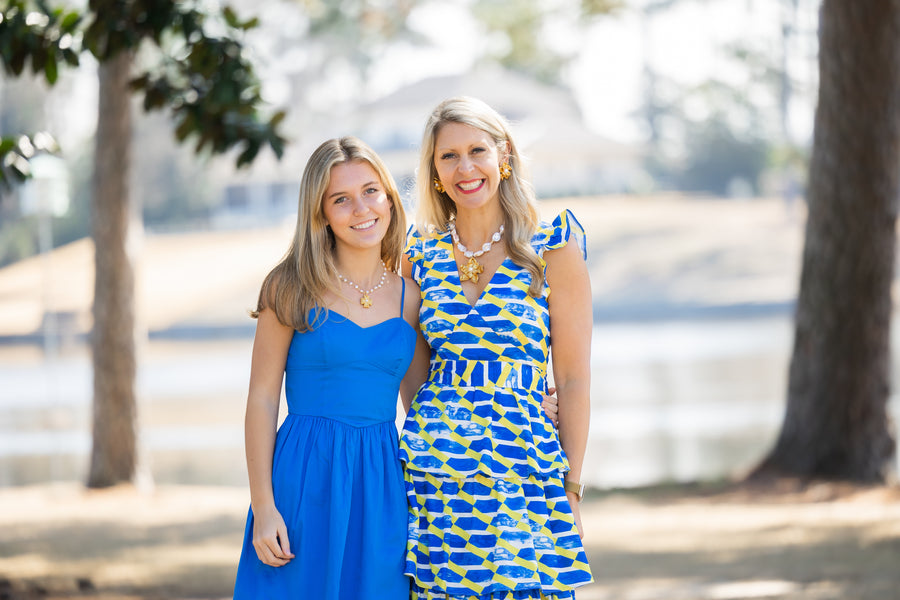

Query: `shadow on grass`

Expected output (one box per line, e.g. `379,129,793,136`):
578,479,900,600
0,512,246,599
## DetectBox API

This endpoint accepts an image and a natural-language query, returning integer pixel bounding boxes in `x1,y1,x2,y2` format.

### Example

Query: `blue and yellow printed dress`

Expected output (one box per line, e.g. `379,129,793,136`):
401,210,594,600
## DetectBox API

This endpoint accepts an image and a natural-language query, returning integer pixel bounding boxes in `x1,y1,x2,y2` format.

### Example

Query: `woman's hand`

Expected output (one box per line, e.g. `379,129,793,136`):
541,385,559,428
252,504,295,567
567,492,585,539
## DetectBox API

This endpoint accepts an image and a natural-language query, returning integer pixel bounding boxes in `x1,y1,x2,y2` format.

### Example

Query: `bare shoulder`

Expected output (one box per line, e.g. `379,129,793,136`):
543,238,585,279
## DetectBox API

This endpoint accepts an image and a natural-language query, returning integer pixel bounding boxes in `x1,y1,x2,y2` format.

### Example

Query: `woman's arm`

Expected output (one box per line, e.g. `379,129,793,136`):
401,333,431,413
399,269,430,413
544,239,592,537
244,307,295,566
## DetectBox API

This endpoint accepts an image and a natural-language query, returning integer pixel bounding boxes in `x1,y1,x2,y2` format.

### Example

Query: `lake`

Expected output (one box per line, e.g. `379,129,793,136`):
1,315,897,488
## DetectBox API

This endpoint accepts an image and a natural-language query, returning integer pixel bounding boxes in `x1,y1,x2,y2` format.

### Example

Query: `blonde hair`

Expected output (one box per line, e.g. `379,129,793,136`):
252,136,406,331
415,96,544,296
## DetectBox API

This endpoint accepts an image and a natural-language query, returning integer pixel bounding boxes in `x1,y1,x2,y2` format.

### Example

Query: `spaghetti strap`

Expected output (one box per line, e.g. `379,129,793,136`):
399,276,406,318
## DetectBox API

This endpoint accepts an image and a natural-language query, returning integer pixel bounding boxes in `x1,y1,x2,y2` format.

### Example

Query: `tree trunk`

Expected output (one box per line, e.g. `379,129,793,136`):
87,51,137,488
755,0,899,483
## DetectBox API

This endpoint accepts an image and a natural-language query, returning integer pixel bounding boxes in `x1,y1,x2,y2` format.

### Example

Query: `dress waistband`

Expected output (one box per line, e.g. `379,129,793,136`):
285,412,396,429
430,359,545,391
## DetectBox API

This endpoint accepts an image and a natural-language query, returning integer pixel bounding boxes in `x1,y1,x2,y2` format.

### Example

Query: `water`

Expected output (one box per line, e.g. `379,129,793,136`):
588,317,792,487
1,316,897,489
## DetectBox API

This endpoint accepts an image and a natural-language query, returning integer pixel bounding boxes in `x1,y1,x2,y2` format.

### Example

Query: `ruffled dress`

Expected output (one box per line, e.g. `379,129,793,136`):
401,210,594,599
233,288,416,599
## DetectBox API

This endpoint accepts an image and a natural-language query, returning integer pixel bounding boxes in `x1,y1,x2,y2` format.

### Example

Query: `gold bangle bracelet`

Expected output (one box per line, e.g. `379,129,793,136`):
564,479,585,502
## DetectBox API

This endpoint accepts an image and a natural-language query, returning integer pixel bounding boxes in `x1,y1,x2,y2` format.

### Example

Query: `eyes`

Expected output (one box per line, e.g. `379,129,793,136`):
332,186,382,205
439,147,487,161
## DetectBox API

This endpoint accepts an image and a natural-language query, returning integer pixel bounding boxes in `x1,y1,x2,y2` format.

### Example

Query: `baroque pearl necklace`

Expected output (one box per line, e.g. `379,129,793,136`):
448,219,504,284
337,262,387,308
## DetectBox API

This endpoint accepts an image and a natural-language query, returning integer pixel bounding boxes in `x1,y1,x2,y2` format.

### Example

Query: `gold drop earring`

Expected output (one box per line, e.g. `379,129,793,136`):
433,177,445,193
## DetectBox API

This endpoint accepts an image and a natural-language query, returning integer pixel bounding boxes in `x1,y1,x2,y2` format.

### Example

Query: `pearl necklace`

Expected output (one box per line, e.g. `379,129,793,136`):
337,263,387,308
448,219,504,284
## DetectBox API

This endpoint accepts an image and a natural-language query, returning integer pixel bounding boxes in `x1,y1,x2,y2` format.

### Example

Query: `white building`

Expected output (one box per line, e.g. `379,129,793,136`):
350,65,647,200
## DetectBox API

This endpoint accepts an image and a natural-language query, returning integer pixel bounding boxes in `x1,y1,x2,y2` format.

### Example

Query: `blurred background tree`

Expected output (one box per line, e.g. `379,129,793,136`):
297,0,425,94
1,0,286,488
472,0,623,85
472,0,571,85
752,0,898,483
637,0,803,197
631,0,896,483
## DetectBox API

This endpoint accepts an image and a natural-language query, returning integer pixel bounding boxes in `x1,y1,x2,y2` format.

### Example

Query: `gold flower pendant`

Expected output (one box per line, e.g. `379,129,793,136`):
459,256,484,283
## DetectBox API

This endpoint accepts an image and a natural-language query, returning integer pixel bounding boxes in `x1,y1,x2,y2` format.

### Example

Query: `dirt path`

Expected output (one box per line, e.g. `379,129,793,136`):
1,479,898,600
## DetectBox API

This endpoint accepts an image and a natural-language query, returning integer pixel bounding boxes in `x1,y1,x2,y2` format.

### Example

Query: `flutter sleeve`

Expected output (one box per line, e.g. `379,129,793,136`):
404,225,427,284
535,209,587,261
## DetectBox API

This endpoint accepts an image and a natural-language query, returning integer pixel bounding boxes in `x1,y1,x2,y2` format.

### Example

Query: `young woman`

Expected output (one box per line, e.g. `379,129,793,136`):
232,136,429,599
401,97,594,599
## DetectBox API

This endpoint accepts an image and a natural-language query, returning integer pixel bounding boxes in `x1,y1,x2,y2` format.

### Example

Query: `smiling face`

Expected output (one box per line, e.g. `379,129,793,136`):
433,122,508,213
322,160,392,254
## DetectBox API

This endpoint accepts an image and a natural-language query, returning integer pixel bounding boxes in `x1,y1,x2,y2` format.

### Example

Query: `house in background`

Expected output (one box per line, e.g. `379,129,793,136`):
211,65,647,228
351,65,647,200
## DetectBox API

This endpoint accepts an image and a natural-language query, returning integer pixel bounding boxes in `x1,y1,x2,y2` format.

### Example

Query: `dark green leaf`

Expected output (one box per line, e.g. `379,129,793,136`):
44,53,58,84
269,136,285,160
269,110,286,128
31,46,47,75
174,113,196,141
62,48,79,66
222,6,239,29
237,141,260,168
10,48,26,74
61,10,80,31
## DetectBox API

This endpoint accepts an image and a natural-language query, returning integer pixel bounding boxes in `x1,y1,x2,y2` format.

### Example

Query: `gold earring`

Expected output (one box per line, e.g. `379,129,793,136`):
433,177,445,193
500,162,511,180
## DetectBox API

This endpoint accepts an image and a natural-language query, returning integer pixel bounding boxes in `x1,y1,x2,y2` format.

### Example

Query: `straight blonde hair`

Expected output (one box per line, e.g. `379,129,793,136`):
415,96,544,296
253,136,406,331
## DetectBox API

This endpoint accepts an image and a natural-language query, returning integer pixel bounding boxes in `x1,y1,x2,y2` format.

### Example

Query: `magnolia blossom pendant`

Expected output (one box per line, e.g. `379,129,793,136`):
360,293,373,308
459,256,484,283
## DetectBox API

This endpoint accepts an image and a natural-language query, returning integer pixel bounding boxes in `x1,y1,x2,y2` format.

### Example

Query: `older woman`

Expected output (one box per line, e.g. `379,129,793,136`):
401,97,593,600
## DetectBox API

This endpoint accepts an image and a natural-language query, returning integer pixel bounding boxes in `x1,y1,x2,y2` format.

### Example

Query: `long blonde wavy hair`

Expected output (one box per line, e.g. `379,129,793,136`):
252,136,406,331
415,96,544,296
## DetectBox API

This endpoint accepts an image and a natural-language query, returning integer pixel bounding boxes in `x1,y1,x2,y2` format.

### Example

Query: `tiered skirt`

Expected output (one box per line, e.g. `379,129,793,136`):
401,360,593,599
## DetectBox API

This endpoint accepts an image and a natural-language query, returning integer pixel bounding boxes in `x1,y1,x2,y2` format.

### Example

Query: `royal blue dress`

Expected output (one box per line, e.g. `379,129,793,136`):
233,285,416,599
